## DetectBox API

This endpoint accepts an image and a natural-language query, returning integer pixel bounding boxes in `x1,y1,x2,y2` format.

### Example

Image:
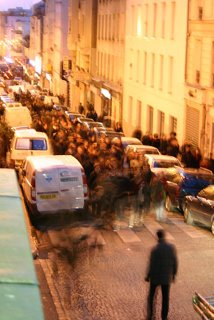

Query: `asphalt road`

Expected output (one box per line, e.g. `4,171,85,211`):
28,207,214,320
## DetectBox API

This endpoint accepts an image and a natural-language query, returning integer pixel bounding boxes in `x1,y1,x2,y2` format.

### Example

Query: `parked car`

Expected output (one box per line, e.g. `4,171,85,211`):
64,111,84,122
85,121,105,130
120,137,142,149
76,117,94,124
20,155,88,216
126,144,161,157
52,104,68,112
184,185,214,235
145,154,182,172
111,136,142,151
92,127,124,141
164,166,214,212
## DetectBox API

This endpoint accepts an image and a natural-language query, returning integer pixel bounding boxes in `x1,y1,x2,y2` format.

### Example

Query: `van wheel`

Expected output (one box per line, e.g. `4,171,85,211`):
165,195,174,212
184,207,194,225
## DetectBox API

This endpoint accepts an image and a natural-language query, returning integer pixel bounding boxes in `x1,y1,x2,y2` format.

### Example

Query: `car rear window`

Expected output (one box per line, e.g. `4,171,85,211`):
16,138,47,150
154,160,180,168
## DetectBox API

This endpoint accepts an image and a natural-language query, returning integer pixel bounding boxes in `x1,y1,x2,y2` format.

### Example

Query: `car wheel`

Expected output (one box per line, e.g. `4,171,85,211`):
184,207,194,225
211,219,214,236
165,195,174,212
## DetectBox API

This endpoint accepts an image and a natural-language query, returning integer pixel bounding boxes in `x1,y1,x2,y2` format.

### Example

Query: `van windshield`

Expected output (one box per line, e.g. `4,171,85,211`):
16,138,47,150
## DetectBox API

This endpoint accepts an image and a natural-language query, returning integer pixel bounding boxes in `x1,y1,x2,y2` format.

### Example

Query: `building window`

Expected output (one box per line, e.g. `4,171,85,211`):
137,100,142,128
101,15,104,40
169,116,177,133
196,70,200,84
129,49,133,80
143,51,147,85
168,56,173,94
100,52,103,76
144,4,148,37
158,110,165,136
161,2,166,38
147,105,153,133
137,5,142,37
97,15,100,40
128,96,133,125
195,39,201,84
131,5,135,36
136,50,140,82
198,6,203,20
159,54,164,90
151,53,155,88
212,42,214,87
171,2,176,40
153,3,157,37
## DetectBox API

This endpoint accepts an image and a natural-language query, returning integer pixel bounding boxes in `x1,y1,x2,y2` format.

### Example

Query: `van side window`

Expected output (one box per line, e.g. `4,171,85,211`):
16,138,30,150
31,139,47,150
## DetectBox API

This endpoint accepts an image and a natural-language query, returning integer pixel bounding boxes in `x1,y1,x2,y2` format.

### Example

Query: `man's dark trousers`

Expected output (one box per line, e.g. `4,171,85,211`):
148,283,170,320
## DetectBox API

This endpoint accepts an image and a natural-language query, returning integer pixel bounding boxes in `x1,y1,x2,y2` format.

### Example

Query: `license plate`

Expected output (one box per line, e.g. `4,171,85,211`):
39,194,57,199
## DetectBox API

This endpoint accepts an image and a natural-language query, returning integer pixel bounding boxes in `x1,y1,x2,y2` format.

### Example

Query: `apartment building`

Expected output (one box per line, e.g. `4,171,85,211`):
42,0,69,95
94,0,126,120
185,0,214,158
28,2,45,77
123,0,188,141
67,0,98,110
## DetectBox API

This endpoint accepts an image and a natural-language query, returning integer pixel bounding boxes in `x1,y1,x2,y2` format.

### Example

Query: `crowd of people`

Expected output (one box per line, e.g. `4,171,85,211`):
0,87,214,224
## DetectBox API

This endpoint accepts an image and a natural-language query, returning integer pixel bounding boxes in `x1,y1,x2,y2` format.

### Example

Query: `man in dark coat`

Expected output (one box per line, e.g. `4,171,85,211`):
145,229,178,320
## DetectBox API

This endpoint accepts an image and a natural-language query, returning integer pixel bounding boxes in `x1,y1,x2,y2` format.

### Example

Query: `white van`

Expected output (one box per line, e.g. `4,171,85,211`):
6,129,53,170
20,155,88,215
4,106,32,128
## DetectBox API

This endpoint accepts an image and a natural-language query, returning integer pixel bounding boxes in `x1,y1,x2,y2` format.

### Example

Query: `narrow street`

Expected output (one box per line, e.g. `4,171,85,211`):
30,207,214,320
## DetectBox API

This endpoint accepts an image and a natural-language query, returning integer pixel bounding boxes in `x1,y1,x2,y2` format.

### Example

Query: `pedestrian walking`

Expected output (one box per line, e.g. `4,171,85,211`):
145,229,178,320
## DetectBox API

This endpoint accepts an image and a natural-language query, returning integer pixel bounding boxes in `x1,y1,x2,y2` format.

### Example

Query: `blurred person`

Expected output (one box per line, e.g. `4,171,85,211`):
150,174,166,222
142,132,153,145
192,147,202,168
181,144,196,168
114,121,123,133
132,128,142,141
159,134,168,155
142,159,153,214
152,133,161,150
167,132,180,157
129,159,144,228
145,229,178,320
78,102,85,115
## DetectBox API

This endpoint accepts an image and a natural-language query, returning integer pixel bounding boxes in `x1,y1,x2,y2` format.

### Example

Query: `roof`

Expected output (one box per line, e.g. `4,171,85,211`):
26,155,82,170
126,144,160,153
14,129,47,138
145,154,180,161
0,169,44,319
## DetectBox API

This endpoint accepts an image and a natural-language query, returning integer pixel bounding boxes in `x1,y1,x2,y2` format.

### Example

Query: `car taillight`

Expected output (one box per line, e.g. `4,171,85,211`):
31,171,36,201
81,168,88,198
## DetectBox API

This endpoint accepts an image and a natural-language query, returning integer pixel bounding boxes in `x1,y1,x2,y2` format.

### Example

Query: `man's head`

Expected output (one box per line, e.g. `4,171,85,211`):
157,229,165,241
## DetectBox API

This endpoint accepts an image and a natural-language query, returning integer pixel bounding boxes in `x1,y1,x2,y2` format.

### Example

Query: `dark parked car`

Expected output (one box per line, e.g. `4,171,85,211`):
184,185,214,235
164,167,214,212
